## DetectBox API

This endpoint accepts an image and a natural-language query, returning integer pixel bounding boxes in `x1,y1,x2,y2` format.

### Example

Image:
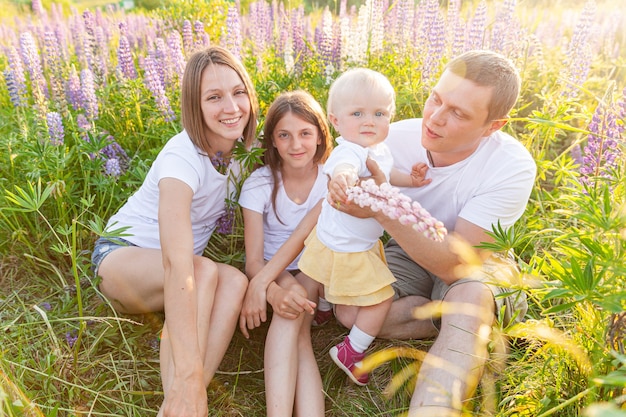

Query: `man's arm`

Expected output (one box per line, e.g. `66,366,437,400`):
331,158,493,284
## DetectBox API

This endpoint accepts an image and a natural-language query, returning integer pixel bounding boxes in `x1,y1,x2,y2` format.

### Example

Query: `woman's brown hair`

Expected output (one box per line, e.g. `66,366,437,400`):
181,46,259,153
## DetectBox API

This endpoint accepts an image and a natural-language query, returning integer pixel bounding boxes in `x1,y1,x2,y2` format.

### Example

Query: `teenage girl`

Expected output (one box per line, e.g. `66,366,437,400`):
238,90,333,416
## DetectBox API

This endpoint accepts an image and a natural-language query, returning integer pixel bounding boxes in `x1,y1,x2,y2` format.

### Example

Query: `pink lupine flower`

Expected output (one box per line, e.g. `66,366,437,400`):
347,179,447,242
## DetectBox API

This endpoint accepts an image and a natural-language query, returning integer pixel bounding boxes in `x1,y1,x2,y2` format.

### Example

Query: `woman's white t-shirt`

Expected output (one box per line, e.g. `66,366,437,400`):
106,130,240,255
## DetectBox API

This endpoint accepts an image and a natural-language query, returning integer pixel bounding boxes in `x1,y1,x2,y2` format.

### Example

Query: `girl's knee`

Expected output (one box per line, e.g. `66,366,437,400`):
218,264,248,296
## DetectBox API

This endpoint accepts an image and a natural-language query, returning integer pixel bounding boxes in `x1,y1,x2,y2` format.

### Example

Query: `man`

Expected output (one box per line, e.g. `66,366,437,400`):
329,50,536,416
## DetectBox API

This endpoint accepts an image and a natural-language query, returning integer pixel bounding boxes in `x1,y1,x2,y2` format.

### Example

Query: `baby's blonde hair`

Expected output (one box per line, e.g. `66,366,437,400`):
327,68,396,118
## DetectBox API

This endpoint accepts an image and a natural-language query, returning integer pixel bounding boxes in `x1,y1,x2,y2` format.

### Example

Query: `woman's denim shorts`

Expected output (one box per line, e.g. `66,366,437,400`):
91,237,136,276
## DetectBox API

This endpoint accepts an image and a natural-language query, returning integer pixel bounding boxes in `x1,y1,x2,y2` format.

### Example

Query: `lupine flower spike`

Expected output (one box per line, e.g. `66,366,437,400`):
347,179,447,242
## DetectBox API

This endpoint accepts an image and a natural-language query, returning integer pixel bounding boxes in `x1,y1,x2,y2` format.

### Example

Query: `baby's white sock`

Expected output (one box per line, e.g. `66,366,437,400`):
348,325,375,353
318,297,332,311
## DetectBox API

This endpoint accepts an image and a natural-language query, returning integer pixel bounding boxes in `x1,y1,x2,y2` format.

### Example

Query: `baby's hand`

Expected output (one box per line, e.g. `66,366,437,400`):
410,162,432,187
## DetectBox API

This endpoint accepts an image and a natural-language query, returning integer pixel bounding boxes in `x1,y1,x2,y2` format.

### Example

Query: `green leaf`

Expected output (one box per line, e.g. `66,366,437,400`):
3,179,53,213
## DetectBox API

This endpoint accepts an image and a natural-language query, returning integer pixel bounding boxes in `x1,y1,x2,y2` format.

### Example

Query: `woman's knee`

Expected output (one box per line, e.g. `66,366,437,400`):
193,256,219,291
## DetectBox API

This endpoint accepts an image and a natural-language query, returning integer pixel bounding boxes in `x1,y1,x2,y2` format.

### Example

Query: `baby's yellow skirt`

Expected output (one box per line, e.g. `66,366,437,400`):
298,227,396,306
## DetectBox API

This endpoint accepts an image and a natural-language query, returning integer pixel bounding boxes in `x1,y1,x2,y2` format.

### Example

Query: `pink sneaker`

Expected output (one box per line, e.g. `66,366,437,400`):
329,336,369,386
312,309,333,327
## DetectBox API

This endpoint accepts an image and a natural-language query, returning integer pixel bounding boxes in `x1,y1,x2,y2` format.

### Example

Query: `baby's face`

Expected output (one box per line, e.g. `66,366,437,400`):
329,91,393,148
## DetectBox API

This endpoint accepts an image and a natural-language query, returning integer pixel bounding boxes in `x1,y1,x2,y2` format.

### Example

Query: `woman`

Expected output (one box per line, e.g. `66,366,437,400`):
91,46,259,417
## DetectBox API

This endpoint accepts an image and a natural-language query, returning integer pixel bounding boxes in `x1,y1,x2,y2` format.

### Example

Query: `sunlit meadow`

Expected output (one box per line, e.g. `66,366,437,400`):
0,0,624,415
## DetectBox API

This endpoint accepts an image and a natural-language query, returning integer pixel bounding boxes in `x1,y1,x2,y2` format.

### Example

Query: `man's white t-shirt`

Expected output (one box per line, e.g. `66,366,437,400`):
385,118,536,233
106,130,240,255
239,165,328,271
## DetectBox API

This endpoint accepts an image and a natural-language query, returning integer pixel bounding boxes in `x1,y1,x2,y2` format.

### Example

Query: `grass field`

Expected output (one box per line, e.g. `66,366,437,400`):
0,0,625,416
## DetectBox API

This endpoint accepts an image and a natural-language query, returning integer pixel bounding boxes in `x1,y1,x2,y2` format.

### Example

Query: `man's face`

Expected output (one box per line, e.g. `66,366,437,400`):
421,70,503,166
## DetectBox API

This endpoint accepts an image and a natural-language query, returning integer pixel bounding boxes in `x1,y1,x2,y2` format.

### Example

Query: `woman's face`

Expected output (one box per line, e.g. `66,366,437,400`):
199,64,252,153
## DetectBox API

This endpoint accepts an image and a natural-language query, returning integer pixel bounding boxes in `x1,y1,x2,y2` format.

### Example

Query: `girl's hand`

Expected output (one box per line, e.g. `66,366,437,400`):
239,278,269,339
267,283,316,320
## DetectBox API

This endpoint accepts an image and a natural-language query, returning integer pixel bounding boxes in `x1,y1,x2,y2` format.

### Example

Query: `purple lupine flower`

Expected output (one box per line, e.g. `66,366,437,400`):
101,138,130,176
38,302,52,311
104,158,122,177
43,31,67,113
167,31,186,85
66,65,82,111
182,20,193,55
580,99,623,187
65,330,78,348
4,70,24,108
421,0,446,86
318,8,335,72
391,0,413,54
51,3,64,23
490,0,517,54
193,20,211,51
446,0,466,56
225,6,243,60
69,8,85,66
369,0,384,55
82,10,97,73
19,31,48,113
215,206,236,234
31,0,45,18
571,143,583,167
101,140,129,161
117,34,137,80
248,1,269,55
563,1,595,98
153,38,169,85
291,6,306,73
94,26,109,82
53,24,70,62
277,15,288,56
80,68,99,120
142,55,176,121
5,46,28,106
47,111,64,145
466,1,488,51
76,113,92,142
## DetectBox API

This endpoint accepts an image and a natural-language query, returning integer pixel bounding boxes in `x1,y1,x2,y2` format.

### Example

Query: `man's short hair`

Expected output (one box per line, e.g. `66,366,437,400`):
445,50,521,121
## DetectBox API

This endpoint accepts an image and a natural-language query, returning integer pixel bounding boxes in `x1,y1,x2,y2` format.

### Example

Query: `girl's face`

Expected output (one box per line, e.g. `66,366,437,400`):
200,64,251,153
272,111,321,170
